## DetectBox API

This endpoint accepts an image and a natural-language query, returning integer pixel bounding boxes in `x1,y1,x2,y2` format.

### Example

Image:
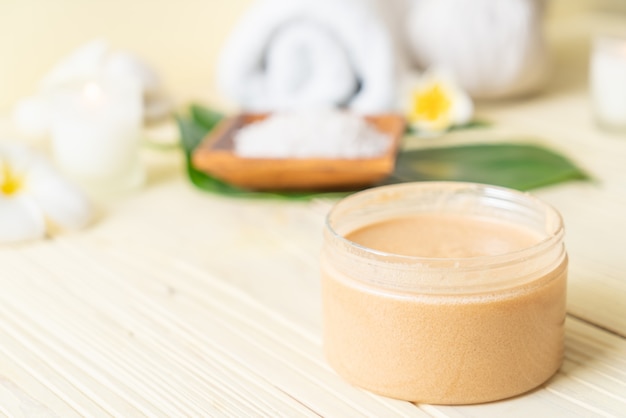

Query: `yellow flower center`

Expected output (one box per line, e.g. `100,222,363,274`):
411,83,452,122
1,161,24,196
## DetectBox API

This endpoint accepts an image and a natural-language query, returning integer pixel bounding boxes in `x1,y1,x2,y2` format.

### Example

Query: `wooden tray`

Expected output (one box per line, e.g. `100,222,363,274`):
191,113,405,191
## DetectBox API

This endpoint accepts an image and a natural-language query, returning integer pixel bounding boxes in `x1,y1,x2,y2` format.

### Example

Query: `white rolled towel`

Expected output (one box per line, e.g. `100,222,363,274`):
217,0,398,113
406,0,550,99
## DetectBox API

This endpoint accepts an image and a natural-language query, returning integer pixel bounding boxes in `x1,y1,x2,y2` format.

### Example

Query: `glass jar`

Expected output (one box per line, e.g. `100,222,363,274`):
321,182,567,404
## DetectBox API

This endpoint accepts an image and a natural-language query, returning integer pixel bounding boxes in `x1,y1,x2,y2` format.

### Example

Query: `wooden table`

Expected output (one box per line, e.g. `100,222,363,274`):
1,9,626,418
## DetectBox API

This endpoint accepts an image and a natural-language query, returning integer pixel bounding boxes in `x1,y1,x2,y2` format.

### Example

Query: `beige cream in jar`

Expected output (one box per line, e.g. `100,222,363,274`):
321,182,567,404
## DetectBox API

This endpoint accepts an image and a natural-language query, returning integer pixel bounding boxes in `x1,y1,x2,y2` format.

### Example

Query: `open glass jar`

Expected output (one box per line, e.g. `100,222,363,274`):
321,182,567,404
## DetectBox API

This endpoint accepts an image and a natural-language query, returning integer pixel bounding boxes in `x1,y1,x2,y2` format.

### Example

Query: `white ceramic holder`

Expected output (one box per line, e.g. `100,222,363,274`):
590,35,626,133
50,75,144,196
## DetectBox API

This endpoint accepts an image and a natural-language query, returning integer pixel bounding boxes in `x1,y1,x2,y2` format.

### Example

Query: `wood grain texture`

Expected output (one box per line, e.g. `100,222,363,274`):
0,172,625,416
1,3,626,417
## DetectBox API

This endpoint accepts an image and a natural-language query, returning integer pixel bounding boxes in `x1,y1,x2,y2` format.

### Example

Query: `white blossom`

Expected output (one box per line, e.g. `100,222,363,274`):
405,71,473,134
0,142,93,243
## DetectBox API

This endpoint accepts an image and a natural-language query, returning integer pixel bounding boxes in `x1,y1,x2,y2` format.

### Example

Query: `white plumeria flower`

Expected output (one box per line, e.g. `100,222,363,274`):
405,71,473,134
0,142,93,243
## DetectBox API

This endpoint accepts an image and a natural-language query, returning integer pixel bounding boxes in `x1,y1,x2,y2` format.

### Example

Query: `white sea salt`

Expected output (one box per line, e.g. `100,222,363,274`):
233,108,390,159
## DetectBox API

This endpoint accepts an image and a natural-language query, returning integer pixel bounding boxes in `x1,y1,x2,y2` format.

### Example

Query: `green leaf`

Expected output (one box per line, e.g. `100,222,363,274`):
392,143,589,191
178,116,212,155
176,105,347,200
178,104,589,198
405,119,491,135
190,104,223,131
449,119,491,131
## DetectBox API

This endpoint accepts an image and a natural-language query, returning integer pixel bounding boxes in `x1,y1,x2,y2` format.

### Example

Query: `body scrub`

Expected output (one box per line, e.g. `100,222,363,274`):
321,182,567,404
233,108,390,159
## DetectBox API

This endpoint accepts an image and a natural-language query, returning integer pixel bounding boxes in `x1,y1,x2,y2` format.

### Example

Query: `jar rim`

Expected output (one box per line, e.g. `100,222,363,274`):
325,182,564,269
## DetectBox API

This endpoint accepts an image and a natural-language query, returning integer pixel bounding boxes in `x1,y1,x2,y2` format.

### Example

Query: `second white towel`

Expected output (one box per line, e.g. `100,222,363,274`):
217,0,398,113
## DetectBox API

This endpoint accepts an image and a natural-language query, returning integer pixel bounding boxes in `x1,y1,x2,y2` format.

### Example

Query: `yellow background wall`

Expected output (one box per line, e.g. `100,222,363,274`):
0,0,621,113
0,0,253,111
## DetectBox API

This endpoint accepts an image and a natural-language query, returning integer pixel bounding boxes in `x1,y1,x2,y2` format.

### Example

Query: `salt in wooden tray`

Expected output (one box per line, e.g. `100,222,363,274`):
191,113,405,191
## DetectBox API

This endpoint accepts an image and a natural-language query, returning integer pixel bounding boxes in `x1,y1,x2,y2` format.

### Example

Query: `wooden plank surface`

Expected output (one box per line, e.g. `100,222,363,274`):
1,4,626,417
0,173,625,417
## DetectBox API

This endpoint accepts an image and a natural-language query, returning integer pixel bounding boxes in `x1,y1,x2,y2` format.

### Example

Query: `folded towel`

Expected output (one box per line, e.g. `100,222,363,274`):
406,0,549,99
217,0,398,113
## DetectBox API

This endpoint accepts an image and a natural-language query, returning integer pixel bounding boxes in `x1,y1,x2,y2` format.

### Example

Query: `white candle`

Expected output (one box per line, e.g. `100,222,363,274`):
51,76,144,195
590,35,626,132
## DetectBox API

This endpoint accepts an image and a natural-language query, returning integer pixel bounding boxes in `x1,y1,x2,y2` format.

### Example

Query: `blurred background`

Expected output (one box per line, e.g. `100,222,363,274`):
1,0,625,113
0,0,252,111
